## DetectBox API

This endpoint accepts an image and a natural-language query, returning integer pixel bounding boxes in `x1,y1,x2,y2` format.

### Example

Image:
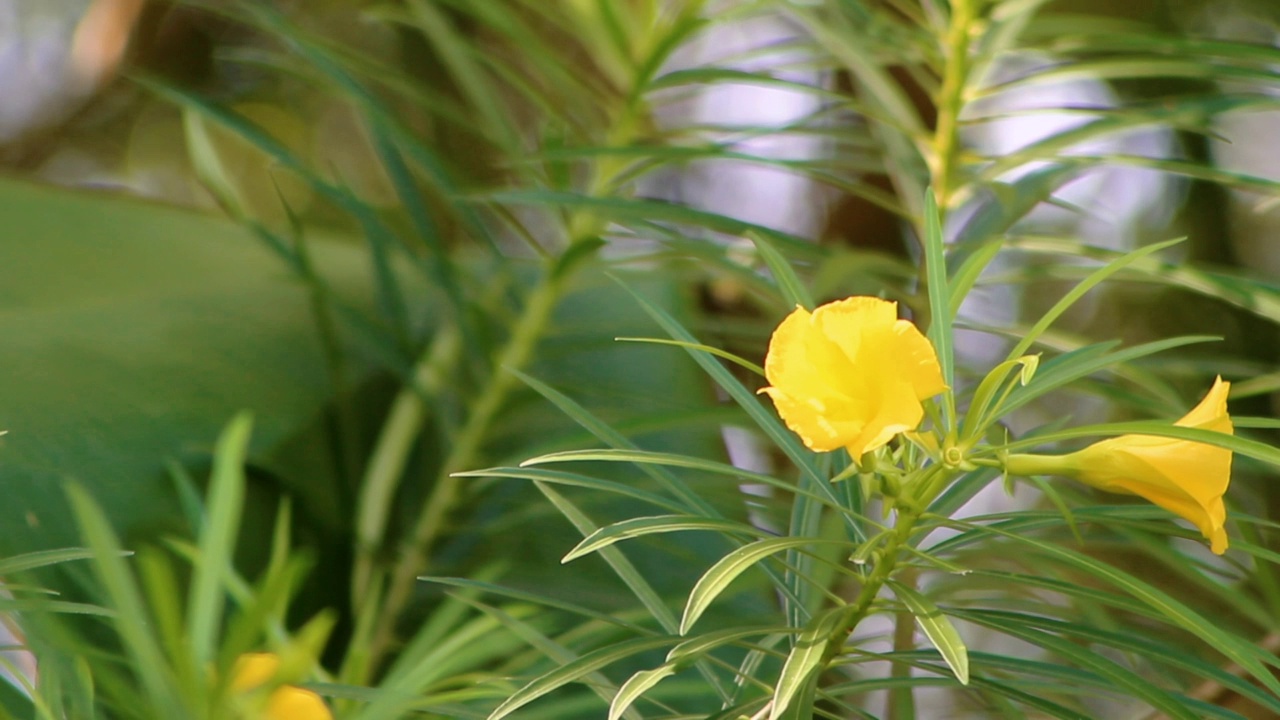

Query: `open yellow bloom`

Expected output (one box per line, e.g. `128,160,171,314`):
1007,377,1233,554
759,297,946,459
232,653,333,720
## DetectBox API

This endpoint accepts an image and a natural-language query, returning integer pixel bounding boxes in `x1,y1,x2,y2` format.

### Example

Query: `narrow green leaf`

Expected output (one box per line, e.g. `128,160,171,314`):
187,413,252,667
0,549,97,576
749,232,814,310
955,518,1280,698
1000,421,1280,468
609,666,677,720
615,337,765,376
1001,335,1218,417
485,636,677,720
1006,237,1184,360
66,484,184,715
536,483,679,633
770,606,845,720
923,189,954,396
947,240,1002,321
520,448,848,516
564,515,770,563
682,537,843,634
886,580,969,685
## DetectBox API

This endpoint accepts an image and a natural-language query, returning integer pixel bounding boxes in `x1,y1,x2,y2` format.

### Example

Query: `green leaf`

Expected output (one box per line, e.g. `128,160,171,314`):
66,485,184,716
609,666,677,720
485,636,677,720
749,232,814,310
564,515,770,563
770,606,845,720
1006,237,1184,360
923,189,954,399
0,177,402,561
187,414,253,666
885,580,969,685
682,537,844,634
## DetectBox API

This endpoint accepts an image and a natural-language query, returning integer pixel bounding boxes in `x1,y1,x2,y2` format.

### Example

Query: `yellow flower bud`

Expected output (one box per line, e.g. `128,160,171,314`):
759,297,946,459
1007,377,1233,554
232,653,333,720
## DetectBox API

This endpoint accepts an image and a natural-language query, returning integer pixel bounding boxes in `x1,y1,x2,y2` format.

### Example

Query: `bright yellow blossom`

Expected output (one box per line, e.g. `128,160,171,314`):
1007,377,1233,554
760,297,946,459
232,653,333,720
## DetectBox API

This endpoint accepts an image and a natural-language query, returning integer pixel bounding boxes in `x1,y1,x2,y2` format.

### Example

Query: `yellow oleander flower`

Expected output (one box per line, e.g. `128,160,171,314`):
759,296,946,459
1007,377,1233,554
232,653,333,720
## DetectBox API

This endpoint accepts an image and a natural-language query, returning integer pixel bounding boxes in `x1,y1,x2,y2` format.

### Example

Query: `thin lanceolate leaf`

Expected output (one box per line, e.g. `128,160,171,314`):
885,580,969,685
611,277,831,492
999,336,1219,417
422,577,655,636
923,189,954,399
943,518,1280,697
534,483,733,704
509,369,722,515
66,485,184,715
563,515,772,563
1006,237,1184,361
187,413,252,667
454,466,691,514
459,598,644,720
520,448,849,516
610,666,677,720
485,636,677,720
770,606,846,720
949,607,1280,716
682,537,848,635
0,549,98,576
999,422,1280,469
956,611,1213,720
749,232,814,310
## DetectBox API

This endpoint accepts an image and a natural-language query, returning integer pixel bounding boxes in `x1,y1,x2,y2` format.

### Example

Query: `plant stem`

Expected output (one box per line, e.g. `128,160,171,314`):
821,504,922,665
365,270,566,670
351,324,461,612
930,0,977,212
887,567,919,720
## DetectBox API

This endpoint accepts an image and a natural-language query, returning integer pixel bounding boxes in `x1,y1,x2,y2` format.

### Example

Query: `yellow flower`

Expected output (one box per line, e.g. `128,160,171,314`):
1007,377,1233,554
759,297,946,459
232,653,333,720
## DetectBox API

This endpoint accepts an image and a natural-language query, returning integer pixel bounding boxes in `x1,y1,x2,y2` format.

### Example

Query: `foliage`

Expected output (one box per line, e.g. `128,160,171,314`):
3,0,1280,718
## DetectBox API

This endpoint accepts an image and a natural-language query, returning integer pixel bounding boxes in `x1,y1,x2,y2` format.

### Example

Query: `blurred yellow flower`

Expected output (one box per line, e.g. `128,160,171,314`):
1007,377,1233,554
759,297,946,459
232,653,333,720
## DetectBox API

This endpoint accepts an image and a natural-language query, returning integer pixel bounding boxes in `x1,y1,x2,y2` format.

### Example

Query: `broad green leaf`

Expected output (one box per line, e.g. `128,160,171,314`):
0,177,398,560
885,580,969,685
563,515,770,563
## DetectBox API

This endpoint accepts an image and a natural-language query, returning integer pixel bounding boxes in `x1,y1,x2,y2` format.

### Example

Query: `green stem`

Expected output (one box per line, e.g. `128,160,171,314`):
351,325,461,612
1004,452,1076,478
930,0,977,211
365,271,566,671
887,568,919,720
821,504,923,665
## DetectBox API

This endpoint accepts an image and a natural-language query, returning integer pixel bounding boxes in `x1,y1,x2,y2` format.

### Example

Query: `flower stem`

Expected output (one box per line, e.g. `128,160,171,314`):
365,270,566,672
